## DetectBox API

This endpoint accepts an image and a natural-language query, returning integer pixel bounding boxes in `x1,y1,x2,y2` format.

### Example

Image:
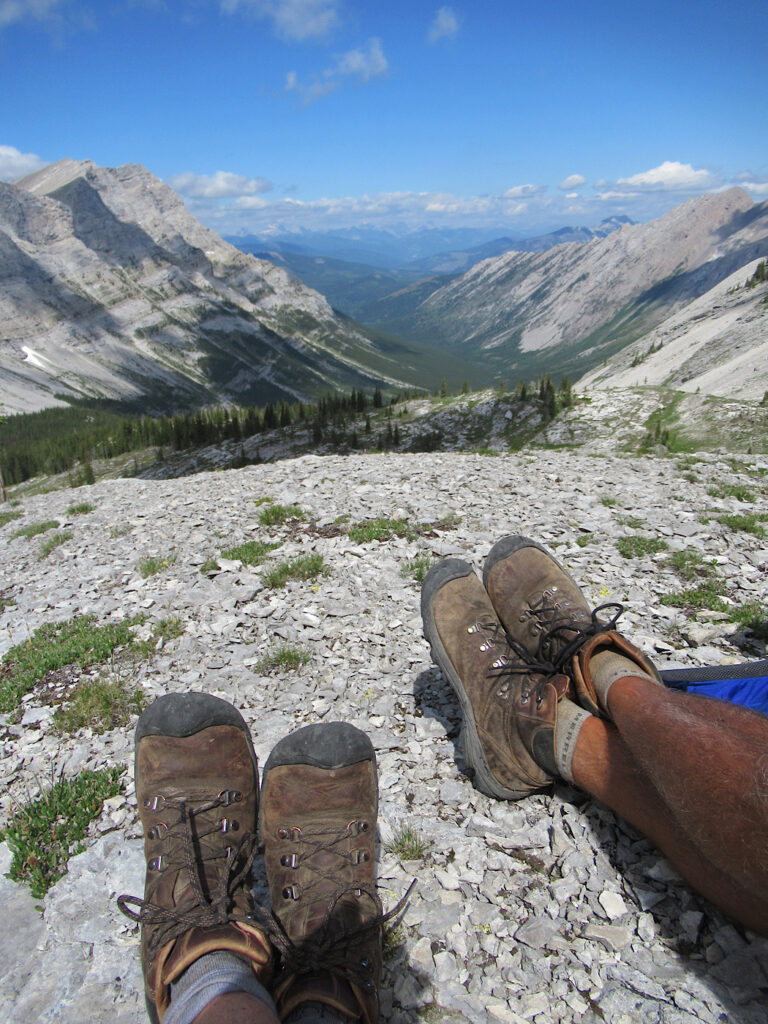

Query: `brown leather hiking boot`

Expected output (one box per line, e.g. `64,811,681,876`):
421,558,571,800
483,536,660,717
118,693,272,1023
260,722,395,1024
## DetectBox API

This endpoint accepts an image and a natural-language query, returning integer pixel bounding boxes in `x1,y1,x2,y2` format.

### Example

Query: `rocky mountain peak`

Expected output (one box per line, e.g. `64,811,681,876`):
0,159,416,414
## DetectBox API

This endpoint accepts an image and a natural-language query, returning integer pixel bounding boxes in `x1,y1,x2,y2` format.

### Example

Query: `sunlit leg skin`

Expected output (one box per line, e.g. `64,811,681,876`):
571,676,768,937
192,992,280,1024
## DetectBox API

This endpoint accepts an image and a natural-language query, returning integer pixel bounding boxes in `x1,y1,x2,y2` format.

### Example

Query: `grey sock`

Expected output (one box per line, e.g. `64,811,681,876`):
164,950,277,1024
591,650,658,713
554,698,592,784
284,1002,355,1023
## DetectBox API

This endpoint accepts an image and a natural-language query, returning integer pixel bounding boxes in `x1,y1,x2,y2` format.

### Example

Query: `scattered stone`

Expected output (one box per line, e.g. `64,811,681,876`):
1,450,766,1023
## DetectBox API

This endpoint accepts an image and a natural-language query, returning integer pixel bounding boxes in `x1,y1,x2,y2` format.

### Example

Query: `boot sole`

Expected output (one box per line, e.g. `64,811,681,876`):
421,559,529,801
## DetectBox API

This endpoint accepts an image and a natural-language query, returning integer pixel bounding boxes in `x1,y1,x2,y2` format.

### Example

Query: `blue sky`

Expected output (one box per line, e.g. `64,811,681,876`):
1,0,767,237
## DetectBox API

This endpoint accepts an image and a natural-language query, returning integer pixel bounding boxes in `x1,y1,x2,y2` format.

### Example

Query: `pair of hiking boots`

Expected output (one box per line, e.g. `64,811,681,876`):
120,535,655,1022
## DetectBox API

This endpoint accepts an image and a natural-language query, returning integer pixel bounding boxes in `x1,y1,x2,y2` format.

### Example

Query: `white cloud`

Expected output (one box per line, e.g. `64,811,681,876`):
0,0,64,28
504,184,545,198
616,160,717,192
595,190,641,201
167,170,273,199
288,38,388,102
738,180,768,197
559,173,585,191
334,37,387,81
428,6,458,44
0,144,47,181
231,186,550,228
220,0,339,41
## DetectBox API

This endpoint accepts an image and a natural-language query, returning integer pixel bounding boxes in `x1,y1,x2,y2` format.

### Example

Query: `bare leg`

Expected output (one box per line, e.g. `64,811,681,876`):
193,992,280,1024
572,675,768,936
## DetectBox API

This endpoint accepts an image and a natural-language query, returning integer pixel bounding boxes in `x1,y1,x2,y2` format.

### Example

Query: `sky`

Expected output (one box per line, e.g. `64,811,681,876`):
1,0,767,238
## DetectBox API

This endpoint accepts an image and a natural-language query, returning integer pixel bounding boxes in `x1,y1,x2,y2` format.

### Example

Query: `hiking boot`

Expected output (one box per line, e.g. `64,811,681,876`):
483,536,660,717
260,722,389,1024
421,558,571,800
118,693,272,1023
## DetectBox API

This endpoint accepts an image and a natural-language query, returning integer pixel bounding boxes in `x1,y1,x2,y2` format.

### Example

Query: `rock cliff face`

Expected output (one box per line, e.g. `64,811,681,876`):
0,160,414,414
578,257,768,400
388,189,768,383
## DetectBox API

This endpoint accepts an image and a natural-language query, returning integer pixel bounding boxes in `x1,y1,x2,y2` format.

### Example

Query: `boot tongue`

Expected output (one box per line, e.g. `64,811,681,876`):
171,862,221,907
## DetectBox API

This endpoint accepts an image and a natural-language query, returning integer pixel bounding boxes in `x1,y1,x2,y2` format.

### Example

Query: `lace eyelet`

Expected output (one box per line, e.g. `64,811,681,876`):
220,818,239,833
352,849,370,864
144,794,166,811
283,885,300,900
277,828,289,839
360,957,371,969
281,853,299,868
148,856,164,871
218,790,242,805
147,822,168,840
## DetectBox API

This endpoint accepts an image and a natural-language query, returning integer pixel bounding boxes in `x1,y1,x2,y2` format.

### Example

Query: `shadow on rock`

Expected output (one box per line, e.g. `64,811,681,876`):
576,798,768,1024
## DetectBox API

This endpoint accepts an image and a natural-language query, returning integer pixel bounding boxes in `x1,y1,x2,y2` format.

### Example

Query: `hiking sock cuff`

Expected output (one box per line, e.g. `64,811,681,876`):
554,698,592,784
164,950,276,1024
591,651,658,713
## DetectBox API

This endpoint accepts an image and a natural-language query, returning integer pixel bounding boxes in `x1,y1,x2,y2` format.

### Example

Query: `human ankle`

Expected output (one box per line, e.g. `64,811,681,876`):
591,651,658,714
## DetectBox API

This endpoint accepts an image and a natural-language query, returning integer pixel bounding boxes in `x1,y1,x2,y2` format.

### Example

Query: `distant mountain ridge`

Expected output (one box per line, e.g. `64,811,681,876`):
380,188,768,383
0,160,459,415
230,217,633,322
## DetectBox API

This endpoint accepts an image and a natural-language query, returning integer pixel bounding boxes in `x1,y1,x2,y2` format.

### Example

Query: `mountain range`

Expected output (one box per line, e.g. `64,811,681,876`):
1,161,766,417
0,161,473,415
378,188,768,385
229,217,633,321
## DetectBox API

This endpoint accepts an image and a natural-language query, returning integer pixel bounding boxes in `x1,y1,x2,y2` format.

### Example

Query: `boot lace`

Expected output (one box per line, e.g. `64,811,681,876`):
469,602,625,682
256,820,415,991
117,794,258,955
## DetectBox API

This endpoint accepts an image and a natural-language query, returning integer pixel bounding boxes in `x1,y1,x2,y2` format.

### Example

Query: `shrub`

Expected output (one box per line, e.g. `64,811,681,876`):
257,503,306,527
348,517,411,543
221,540,280,565
1,768,124,897
0,509,22,529
0,614,144,712
616,535,668,559
255,644,311,673
39,530,72,558
401,555,435,583
716,513,768,539
138,552,177,577
12,519,59,539
53,677,145,734
387,824,430,861
67,502,95,515
263,554,326,588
